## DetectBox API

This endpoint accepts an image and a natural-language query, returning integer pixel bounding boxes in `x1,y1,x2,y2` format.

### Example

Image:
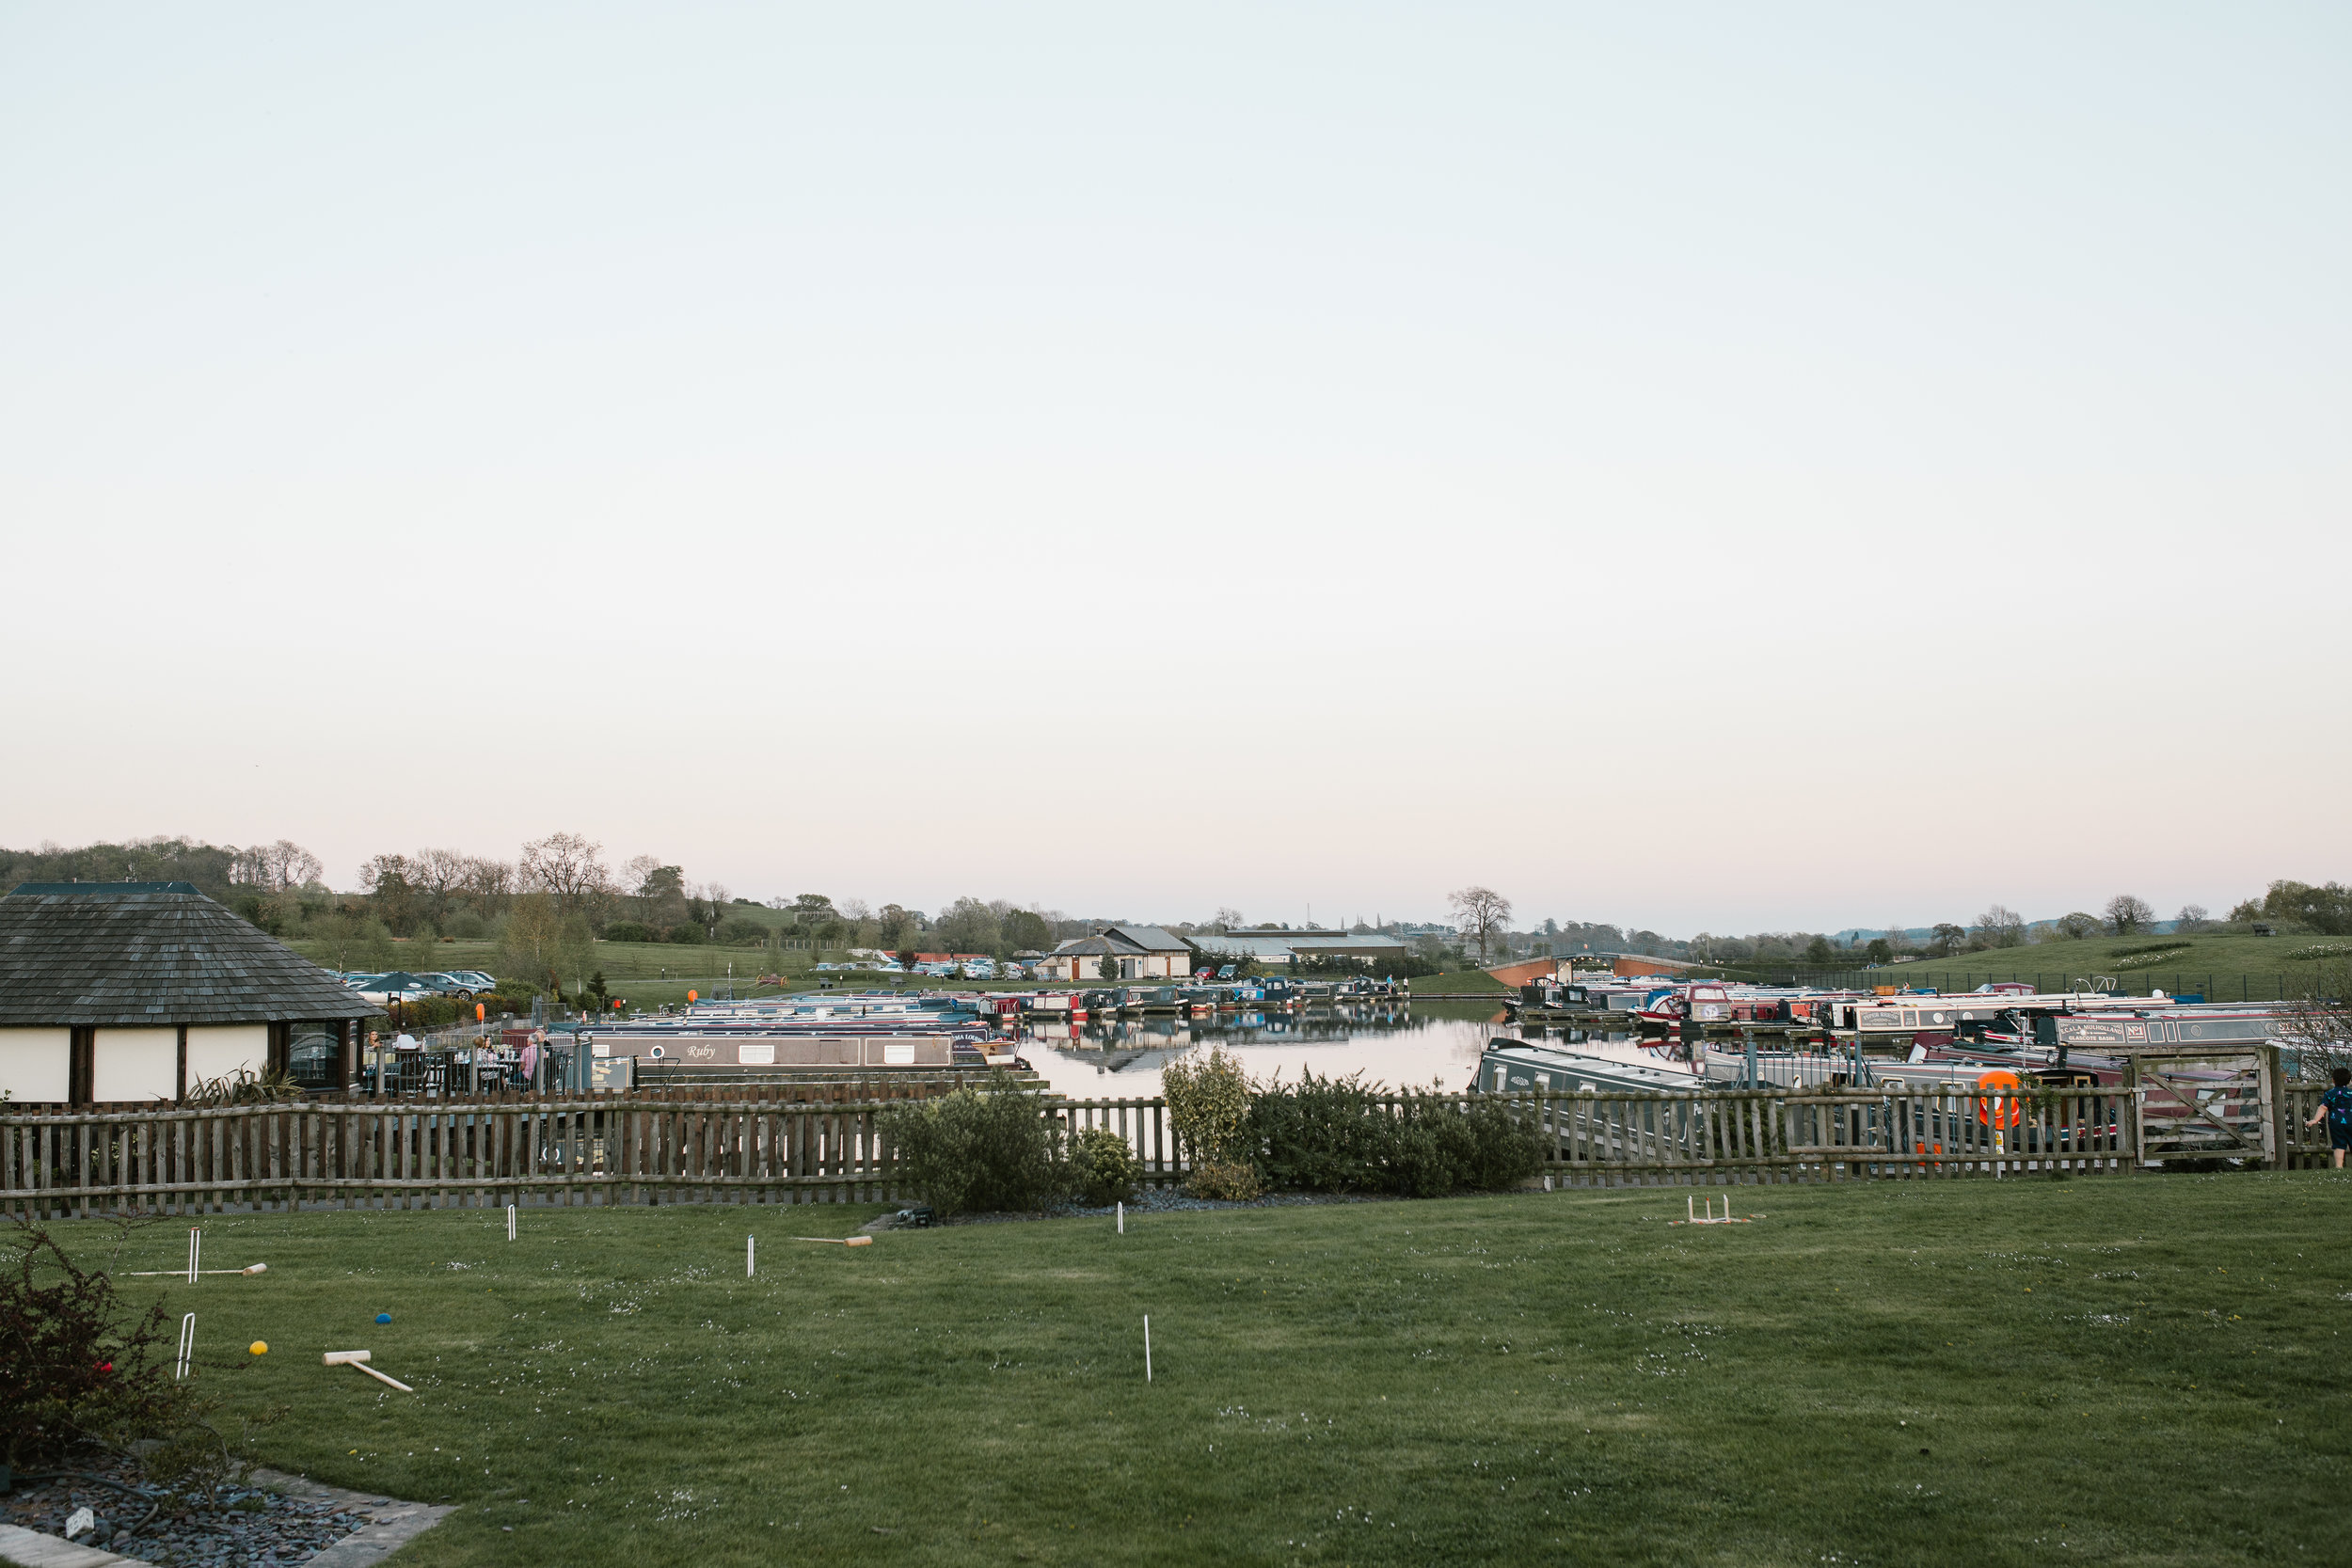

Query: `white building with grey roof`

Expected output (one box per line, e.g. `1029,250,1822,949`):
0,882,382,1105
1035,925,1198,983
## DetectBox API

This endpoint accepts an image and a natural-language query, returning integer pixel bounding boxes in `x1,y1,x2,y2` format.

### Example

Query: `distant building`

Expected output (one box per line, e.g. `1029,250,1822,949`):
1037,926,1197,983
1193,928,1414,969
0,882,381,1105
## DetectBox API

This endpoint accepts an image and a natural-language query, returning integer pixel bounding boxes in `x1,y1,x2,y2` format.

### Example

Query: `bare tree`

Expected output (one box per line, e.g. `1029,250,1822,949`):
2175,903,2211,934
621,855,663,922
1212,907,1245,933
461,856,513,917
1974,905,2026,949
405,847,472,927
2104,895,2156,936
230,840,323,892
2278,959,2352,1082
1448,886,1513,965
519,832,611,914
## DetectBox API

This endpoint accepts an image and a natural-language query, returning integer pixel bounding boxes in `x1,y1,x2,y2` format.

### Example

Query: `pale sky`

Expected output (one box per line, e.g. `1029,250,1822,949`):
2,3,2345,935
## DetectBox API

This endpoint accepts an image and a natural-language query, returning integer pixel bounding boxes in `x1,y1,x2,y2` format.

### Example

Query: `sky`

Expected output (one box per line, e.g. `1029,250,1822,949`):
1,3,2346,936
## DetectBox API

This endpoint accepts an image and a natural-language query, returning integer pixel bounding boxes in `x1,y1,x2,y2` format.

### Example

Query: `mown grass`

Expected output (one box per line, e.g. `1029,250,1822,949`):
47,1173,2352,1567
1402,969,1508,994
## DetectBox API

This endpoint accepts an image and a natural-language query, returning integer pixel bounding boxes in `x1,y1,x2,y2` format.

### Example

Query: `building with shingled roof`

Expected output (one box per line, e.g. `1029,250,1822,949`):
1034,925,1198,983
0,882,381,1105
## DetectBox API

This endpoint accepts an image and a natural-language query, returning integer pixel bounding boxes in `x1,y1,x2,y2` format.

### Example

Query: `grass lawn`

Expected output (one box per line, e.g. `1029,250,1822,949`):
47,1173,2352,1566
1720,930,2349,1003
1402,969,1507,994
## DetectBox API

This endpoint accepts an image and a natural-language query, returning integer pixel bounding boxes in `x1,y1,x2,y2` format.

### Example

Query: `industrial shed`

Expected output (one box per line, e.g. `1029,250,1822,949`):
0,882,381,1105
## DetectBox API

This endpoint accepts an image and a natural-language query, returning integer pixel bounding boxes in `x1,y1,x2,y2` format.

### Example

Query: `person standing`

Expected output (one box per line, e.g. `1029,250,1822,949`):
2306,1066,2352,1170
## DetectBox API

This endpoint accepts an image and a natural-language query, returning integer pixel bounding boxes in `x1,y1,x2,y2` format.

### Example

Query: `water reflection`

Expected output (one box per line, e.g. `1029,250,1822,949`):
1015,1001,1657,1101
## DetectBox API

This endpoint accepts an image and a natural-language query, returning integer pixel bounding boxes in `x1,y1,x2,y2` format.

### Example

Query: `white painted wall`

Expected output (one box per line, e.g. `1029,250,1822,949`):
93,1027,178,1102
185,1024,267,1088
0,1027,71,1103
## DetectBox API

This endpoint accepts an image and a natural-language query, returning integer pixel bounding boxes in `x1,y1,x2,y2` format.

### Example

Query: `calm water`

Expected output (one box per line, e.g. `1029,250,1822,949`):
1011,1000,1658,1101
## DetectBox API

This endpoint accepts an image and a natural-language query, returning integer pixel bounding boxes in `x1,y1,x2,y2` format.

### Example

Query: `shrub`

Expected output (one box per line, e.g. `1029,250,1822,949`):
720,919,771,946
602,921,654,943
666,924,707,945
1248,1070,1393,1193
1246,1077,1545,1197
1069,1127,1142,1207
1186,1160,1263,1202
1453,1094,1544,1190
881,1074,1066,1215
1,1225,183,1469
1162,1044,1252,1166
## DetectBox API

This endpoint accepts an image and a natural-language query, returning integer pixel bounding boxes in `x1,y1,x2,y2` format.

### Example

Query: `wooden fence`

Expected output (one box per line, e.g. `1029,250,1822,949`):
2,1083,2336,1219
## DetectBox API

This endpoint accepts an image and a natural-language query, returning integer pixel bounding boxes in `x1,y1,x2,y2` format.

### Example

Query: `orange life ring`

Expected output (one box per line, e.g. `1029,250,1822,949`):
1974,1069,2024,1128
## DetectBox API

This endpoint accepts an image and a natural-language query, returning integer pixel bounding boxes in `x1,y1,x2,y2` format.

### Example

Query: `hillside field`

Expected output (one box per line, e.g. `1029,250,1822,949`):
1722,928,2347,1001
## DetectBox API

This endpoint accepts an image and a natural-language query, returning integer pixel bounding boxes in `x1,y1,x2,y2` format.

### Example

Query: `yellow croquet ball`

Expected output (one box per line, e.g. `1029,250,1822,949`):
249,1341,268,1355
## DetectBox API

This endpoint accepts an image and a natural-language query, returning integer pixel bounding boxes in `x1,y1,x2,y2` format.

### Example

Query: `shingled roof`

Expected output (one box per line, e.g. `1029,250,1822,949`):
0,885,382,1026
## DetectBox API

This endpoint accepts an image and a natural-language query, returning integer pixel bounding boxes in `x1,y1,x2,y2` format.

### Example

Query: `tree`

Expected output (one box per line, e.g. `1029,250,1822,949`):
1804,934,1835,965
2228,897,2263,924
1001,909,1052,953
519,832,611,915
358,853,416,934
230,839,322,893
2175,903,2211,934
1865,938,1893,965
498,892,590,992
2261,879,2352,936
1211,907,1245,933
791,894,836,928
1929,923,1967,958
2054,911,2102,941
1973,905,2026,949
405,847,474,927
938,896,1004,958
1448,887,1513,965
2104,895,2155,936
1098,951,1119,981
2277,959,2352,1082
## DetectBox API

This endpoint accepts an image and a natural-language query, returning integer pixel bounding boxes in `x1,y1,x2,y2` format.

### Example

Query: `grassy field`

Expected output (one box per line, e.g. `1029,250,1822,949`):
1721,929,2349,1001
1401,969,1508,994
48,1173,2352,1567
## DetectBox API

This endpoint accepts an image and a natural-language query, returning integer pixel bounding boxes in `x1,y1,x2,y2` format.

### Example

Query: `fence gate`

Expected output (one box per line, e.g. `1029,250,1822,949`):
2126,1048,2278,1164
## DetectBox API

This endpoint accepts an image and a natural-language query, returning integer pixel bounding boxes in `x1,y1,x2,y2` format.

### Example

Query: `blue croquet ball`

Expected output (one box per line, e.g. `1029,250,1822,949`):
375,1312,391,1324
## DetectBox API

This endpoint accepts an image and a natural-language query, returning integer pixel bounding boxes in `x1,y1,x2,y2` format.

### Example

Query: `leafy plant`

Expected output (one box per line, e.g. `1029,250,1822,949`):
880,1074,1066,1215
1068,1128,1142,1207
1162,1045,1253,1167
1248,1070,1393,1193
1185,1160,1263,1202
183,1067,304,1107
1,1223,184,1469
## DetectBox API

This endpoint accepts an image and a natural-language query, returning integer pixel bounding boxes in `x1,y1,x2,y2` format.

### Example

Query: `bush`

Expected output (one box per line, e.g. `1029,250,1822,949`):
1453,1094,1545,1190
719,919,771,946
1186,1160,1263,1202
1248,1070,1393,1193
881,1074,1066,1215
666,924,707,945
2,1226,183,1469
602,921,654,943
1069,1127,1142,1207
1162,1044,1252,1166
1246,1075,1544,1197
